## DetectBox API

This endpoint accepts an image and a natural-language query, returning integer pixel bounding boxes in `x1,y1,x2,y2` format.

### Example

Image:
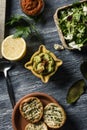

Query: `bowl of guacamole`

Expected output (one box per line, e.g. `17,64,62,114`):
25,45,62,83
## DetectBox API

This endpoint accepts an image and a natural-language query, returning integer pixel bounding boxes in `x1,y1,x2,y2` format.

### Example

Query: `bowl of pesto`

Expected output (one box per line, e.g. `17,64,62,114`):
25,45,62,83
54,0,87,50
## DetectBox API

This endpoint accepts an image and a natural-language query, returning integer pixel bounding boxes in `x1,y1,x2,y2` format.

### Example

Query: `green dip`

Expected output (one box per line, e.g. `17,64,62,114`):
32,53,55,75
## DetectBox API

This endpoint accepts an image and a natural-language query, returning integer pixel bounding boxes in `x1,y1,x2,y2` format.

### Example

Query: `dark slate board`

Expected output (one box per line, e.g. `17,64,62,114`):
0,0,87,130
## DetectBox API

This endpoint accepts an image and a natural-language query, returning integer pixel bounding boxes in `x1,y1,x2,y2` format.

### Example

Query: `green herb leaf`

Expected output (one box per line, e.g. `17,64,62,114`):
66,79,85,104
13,26,29,38
80,61,87,80
6,15,33,26
6,15,38,39
6,15,23,25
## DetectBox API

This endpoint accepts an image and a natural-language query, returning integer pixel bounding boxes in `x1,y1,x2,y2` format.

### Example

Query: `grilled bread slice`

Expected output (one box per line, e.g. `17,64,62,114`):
25,122,48,130
19,97,43,123
43,103,66,129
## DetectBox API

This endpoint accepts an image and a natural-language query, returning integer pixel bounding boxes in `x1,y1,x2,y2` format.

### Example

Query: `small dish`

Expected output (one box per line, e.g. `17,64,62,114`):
12,92,58,130
54,0,87,50
20,0,44,16
25,45,63,83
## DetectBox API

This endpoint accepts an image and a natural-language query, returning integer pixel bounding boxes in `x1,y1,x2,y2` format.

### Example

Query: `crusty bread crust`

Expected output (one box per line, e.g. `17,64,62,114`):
25,122,48,130
43,103,66,129
19,97,43,123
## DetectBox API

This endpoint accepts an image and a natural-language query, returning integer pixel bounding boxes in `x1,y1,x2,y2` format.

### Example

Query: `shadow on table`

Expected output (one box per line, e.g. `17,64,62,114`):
50,65,75,88
70,47,87,59
15,34,45,65
60,115,79,130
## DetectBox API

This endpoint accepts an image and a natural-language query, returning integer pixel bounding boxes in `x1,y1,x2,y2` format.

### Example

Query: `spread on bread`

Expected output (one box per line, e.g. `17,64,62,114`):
25,121,48,130
43,103,66,129
19,96,66,130
19,97,43,123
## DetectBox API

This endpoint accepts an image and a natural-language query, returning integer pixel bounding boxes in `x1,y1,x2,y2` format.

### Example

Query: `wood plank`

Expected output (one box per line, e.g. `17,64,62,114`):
0,0,6,57
0,0,87,130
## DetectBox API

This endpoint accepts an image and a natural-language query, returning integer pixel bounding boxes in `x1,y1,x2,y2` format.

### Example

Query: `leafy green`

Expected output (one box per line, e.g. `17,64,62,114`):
66,79,85,104
58,1,87,50
6,15,38,39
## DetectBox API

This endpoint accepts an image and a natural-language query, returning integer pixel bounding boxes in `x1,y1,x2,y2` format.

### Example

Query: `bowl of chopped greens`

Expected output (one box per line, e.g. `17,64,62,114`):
54,0,87,50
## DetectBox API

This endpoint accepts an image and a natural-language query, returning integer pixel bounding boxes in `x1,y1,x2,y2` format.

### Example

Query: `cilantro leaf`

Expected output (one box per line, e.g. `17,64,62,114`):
6,15,38,39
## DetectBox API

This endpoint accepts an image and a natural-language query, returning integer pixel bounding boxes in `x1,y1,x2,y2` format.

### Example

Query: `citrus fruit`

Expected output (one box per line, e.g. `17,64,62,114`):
1,35,26,61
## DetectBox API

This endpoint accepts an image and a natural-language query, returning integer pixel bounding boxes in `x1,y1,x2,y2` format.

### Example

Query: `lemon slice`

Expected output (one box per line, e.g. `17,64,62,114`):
1,35,26,61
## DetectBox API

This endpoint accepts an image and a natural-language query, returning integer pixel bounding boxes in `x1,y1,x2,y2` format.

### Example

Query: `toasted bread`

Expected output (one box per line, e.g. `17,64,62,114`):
19,97,43,123
25,121,48,130
43,103,66,129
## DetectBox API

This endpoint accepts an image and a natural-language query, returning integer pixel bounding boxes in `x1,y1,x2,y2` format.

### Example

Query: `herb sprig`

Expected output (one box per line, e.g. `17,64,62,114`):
6,15,38,39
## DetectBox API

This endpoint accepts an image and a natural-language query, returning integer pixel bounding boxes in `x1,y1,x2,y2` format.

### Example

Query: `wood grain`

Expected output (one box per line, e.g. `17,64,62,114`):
0,0,87,130
0,0,6,57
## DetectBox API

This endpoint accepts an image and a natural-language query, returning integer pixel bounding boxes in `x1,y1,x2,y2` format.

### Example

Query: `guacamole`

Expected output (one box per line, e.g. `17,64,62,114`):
32,53,55,75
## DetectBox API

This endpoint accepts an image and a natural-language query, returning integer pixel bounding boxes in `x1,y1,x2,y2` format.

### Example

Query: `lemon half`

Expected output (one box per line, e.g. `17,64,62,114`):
1,35,26,61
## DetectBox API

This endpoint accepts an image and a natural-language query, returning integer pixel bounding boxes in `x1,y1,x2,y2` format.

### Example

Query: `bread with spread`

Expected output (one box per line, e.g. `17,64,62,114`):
43,103,66,129
25,121,48,130
19,96,66,129
19,97,43,123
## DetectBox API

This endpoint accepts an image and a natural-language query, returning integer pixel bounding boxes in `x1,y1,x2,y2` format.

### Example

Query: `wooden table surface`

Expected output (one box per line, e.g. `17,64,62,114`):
0,0,87,130
0,0,6,57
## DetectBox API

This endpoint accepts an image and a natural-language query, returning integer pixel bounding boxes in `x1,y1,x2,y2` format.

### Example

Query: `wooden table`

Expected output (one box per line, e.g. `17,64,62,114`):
0,0,87,130
0,0,6,57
